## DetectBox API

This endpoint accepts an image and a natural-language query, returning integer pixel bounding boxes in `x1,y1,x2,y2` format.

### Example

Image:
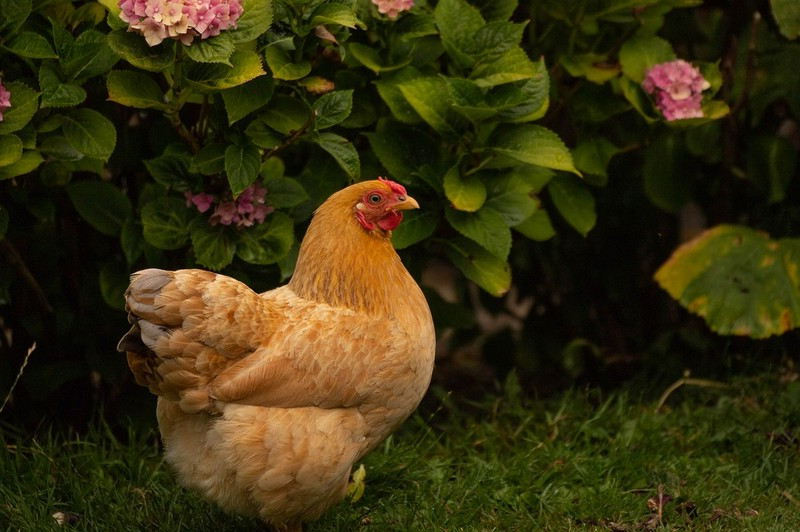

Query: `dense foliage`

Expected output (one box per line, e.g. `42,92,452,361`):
0,0,799,425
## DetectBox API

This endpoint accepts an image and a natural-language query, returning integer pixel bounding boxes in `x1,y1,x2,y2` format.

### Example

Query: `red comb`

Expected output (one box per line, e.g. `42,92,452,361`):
378,176,407,196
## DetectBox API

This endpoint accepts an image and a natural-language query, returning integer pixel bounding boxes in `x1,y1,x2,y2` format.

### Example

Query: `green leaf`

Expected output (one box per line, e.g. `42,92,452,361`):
392,209,440,250
548,174,596,236
264,45,311,80
572,137,620,186
444,237,511,296
144,152,194,189
643,133,691,213
221,76,274,125
655,225,800,338
393,71,460,135
348,42,412,73
312,90,353,129
258,95,310,135
445,206,511,260
236,211,294,265
107,29,175,72
186,50,266,90
62,29,119,81
0,135,23,167
0,82,39,135
141,197,192,250
488,124,580,175
443,166,486,212
0,151,43,180
264,177,308,208
245,118,282,148
314,132,360,179
488,63,550,122
61,109,117,160
364,120,438,180
190,143,227,175
472,47,536,88
309,3,363,28
772,0,800,39
120,217,144,265
190,218,235,271
434,0,486,69
747,135,797,203
484,174,538,225
184,33,235,65
40,135,84,161
4,31,57,59
559,53,621,84
99,263,128,310
225,143,261,196
39,65,87,109
619,34,675,82
375,75,423,124
228,0,273,43
67,181,132,236
514,209,555,241
107,70,166,109
0,1,31,35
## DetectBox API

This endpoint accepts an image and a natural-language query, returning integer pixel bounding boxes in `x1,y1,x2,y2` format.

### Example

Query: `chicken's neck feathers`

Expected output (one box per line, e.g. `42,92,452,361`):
288,203,424,320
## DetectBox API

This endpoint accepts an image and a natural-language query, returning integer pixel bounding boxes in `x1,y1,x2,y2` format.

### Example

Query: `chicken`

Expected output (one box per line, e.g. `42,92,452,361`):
117,178,435,531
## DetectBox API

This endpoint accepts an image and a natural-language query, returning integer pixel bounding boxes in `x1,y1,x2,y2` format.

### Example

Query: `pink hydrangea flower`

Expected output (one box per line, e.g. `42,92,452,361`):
371,0,414,19
119,0,243,47
207,183,274,228
0,81,11,122
642,59,711,121
184,191,216,213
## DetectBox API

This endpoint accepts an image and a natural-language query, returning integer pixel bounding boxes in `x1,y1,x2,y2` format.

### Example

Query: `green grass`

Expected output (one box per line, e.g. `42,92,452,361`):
3,373,800,531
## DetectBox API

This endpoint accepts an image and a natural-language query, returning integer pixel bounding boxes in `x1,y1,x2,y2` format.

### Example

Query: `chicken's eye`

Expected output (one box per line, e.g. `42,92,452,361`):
368,193,383,204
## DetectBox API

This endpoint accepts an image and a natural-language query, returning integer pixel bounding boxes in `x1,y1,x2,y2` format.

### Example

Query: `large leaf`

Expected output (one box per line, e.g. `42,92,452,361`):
263,177,308,208
106,70,166,109
236,212,294,265
264,45,311,80
67,181,132,236
655,225,800,339
488,124,580,175
190,219,235,270
445,206,511,260
0,151,44,180
107,29,175,72
309,3,363,28
484,174,538,226
772,0,800,40
259,95,311,135
222,76,274,125
392,209,440,250
312,90,353,129
0,135,23,167
471,47,536,88
514,209,555,241
141,197,192,249
39,64,87,108
445,237,511,296
393,72,460,135
61,109,117,160
548,174,596,236
434,0,486,69
0,82,39,135
225,143,261,196
5,31,57,59
314,133,360,179
443,166,486,212
747,135,797,203
619,35,675,82
228,0,273,43
184,33,235,65
572,137,620,186
364,120,438,181
186,50,266,90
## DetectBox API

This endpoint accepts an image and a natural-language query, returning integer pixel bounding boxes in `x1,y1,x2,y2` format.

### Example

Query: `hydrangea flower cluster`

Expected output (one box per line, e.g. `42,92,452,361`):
118,0,243,47
371,0,414,19
642,59,711,121
0,81,11,122
185,183,273,228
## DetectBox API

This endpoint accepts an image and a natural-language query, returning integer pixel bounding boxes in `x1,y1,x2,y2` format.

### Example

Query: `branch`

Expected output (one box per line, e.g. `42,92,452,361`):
0,240,53,314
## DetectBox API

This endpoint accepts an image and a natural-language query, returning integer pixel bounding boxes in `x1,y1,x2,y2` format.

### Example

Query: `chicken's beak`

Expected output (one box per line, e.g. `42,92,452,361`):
392,195,420,211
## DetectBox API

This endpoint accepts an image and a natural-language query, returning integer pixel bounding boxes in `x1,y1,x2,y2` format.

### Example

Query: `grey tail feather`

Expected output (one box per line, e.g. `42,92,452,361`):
117,319,148,354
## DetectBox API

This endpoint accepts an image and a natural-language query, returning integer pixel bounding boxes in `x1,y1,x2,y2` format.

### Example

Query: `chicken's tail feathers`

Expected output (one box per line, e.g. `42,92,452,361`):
117,268,272,414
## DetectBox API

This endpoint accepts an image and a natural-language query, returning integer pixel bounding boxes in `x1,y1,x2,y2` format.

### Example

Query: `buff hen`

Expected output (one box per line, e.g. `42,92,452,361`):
117,179,435,531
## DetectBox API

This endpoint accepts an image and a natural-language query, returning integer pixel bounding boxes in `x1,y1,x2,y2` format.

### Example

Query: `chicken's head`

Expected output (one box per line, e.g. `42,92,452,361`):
352,177,419,232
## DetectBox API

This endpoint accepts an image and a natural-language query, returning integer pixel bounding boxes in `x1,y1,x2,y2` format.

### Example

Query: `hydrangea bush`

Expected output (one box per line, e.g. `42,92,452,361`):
0,0,798,421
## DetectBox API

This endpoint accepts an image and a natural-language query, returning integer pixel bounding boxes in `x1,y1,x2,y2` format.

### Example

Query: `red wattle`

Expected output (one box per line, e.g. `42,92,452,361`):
377,211,403,231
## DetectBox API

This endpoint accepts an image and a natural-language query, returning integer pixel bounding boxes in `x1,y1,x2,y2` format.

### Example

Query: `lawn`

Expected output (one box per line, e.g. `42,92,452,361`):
2,372,800,531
